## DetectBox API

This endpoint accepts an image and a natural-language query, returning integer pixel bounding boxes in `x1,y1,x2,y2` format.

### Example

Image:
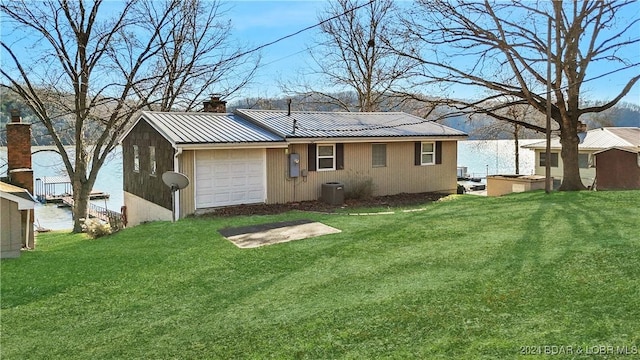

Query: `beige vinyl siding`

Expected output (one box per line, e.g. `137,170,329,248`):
533,149,596,187
265,147,290,205
1,198,23,259
178,150,196,218
266,141,458,204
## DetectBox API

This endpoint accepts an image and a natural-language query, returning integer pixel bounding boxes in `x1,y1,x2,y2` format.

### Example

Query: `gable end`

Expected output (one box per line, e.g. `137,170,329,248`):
122,119,175,210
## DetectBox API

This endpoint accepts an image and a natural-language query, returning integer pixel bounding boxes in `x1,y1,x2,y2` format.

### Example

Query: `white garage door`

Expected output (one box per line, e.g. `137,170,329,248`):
195,149,266,208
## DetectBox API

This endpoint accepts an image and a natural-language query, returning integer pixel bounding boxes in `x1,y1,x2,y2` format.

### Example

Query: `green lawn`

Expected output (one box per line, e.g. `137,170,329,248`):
2,191,639,359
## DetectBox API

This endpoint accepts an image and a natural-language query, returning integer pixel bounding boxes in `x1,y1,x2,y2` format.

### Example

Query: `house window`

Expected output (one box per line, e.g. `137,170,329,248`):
372,144,386,167
539,152,558,167
149,146,156,175
317,144,335,171
133,145,140,172
421,142,435,165
578,153,589,169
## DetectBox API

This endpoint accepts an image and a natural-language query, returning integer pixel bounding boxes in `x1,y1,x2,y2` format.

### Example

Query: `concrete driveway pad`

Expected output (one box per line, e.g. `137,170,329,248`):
219,219,341,248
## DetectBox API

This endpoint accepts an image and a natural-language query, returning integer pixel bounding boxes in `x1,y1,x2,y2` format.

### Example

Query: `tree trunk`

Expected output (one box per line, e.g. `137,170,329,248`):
558,126,586,191
72,175,97,233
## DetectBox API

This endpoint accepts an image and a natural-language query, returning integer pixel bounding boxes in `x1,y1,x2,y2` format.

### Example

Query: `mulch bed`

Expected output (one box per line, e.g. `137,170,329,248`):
195,192,447,217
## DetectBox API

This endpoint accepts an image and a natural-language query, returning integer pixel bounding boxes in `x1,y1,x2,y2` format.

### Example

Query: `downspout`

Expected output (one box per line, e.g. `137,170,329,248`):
25,209,31,249
174,147,183,220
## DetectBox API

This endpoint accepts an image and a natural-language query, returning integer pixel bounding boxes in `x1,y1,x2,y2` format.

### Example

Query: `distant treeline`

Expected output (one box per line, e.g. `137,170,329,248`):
0,89,76,146
228,94,640,140
1,89,638,145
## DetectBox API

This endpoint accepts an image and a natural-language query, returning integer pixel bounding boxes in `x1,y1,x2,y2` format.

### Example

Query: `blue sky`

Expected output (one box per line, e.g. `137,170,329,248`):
1,0,638,105
223,0,325,98
223,0,640,105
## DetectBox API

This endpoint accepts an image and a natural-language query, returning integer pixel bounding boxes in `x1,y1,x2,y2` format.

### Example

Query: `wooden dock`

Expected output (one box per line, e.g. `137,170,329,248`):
47,191,110,204
60,196,124,227
35,176,110,203
34,176,124,229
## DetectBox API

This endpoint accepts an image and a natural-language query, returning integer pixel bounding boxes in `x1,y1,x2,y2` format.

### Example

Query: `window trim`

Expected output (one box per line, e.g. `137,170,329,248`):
578,153,589,169
539,152,559,168
133,145,140,173
420,142,435,165
316,144,336,171
372,143,387,168
149,146,157,176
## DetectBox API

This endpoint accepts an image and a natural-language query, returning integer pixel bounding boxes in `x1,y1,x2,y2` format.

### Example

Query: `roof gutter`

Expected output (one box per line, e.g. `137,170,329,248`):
176,142,288,150
283,135,468,144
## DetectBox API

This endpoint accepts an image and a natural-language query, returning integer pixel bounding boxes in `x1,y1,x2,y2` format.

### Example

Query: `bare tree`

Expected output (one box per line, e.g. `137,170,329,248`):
579,100,639,128
137,0,259,111
283,0,418,112
1,0,257,232
394,0,640,190
470,104,542,174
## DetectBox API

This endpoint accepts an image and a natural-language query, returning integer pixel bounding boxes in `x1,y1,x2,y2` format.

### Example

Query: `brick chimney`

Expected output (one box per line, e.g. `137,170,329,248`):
5,109,35,250
203,96,227,113
6,109,34,194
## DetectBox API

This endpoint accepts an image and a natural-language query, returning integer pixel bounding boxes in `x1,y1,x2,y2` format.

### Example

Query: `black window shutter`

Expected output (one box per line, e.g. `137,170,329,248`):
414,142,421,166
436,141,442,164
308,144,316,171
336,143,344,170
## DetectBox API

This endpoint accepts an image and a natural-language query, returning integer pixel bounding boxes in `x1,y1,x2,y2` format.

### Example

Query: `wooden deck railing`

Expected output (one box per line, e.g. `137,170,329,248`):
61,197,125,230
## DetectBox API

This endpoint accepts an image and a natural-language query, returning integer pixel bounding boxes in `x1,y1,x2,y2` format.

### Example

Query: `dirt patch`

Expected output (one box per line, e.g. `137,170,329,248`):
195,192,447,218
221,221,342,248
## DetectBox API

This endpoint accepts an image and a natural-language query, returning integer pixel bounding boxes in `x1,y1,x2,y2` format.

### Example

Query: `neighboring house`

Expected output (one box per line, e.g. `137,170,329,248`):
593,147,640,190
522,127,640,188
120,98,467,226
1,182,36,258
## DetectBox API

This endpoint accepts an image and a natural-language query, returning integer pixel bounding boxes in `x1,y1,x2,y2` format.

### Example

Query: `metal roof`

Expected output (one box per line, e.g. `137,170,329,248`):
522,127,640,151
235,109,468,139
36,176,71,185
593,146,640,155
0,181,36,208
139,111,284,145
606,127,640,146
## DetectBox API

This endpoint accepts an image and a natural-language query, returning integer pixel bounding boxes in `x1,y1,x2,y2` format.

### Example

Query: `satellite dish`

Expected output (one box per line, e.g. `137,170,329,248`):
162,171,190,222
162,171,189,191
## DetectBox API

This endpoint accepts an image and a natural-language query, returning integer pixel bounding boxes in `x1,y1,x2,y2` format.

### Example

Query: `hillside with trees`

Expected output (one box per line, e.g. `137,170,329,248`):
228,93,639,140
2,91,637,146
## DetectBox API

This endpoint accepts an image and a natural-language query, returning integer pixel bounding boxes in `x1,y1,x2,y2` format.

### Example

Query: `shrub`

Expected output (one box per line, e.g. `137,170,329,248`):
82,218,112,239
345,177,375,200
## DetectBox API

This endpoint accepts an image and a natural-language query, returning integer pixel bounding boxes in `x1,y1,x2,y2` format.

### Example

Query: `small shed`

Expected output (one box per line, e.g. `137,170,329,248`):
1,181,36,258
593,147,640,190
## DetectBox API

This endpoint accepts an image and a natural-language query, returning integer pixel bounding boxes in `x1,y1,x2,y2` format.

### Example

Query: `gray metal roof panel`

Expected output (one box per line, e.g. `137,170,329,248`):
0,181,37,204
605,127,640,146
140,111,284,144
235,109,468,138
523,127,640,150
593,146,640,155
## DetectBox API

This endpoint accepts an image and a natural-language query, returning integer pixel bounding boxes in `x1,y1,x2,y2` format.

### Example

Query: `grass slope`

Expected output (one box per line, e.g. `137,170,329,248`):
2,191,639,359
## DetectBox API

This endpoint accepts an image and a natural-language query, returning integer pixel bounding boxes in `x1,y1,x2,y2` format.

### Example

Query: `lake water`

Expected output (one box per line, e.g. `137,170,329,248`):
458,139,539,178
1,146,123,231
1,139,539,230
